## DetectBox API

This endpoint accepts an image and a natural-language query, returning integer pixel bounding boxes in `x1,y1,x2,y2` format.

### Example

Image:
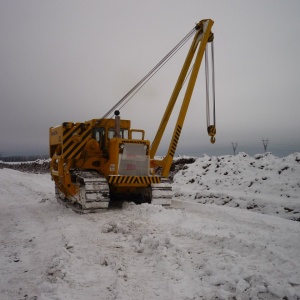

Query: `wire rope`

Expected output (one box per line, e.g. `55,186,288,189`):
205,44,210,127
204,40,216,143
211,40,216,126
101,27,197,119
205,41,216,128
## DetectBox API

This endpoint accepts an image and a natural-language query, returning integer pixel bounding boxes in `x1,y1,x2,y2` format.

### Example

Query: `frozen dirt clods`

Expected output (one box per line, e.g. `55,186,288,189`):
0,160,50,174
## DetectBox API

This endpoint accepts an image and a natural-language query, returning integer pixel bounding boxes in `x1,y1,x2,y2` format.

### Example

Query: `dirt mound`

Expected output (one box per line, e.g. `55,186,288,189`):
0,157,194,176
0,160,50,174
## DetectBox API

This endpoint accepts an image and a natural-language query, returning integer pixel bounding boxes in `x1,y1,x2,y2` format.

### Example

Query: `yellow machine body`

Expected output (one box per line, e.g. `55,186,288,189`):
50,118,159,200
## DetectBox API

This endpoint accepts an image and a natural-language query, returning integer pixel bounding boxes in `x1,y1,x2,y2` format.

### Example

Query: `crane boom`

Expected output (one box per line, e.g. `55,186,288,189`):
150,19,215,177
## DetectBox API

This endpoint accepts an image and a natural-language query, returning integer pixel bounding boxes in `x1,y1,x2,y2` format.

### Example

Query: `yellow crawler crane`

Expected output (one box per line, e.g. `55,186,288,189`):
49,19,216,213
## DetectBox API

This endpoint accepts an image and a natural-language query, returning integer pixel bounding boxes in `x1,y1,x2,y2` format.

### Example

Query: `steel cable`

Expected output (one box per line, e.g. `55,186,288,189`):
205,41,216,127
205,44,210,127
102,27,197,119
211,40,216,126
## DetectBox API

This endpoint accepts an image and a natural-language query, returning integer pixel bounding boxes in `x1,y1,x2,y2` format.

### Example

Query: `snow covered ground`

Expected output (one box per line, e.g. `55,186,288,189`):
0,153,300,300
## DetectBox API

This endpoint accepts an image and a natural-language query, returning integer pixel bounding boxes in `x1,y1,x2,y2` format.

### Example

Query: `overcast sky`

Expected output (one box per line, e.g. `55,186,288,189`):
1,0,299,157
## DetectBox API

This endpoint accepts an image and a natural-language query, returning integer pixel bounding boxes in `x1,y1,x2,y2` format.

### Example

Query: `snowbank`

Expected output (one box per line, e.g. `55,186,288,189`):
173,152,300,221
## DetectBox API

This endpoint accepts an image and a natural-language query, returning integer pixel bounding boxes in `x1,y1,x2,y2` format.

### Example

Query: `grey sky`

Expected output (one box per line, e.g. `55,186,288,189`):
0,0,299,157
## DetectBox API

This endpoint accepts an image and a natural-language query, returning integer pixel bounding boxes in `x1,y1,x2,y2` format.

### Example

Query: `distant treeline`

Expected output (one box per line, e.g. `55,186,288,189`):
0,155,49,162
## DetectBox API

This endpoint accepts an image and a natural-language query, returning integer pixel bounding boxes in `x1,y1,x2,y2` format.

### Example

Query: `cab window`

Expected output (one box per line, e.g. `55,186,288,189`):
108,128,129,139
121,129,129,139
93,128,105,142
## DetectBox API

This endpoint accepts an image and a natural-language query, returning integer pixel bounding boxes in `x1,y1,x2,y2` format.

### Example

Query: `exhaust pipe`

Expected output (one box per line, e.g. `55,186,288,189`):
114,110,121,138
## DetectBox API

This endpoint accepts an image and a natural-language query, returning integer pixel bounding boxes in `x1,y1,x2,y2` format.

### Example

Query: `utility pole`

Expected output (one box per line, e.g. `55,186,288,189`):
262,138,269,152
232,142,238,155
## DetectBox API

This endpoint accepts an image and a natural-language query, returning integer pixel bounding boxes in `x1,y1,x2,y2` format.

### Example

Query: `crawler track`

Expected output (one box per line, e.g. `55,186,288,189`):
55,171,110,213
55,171,173,213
